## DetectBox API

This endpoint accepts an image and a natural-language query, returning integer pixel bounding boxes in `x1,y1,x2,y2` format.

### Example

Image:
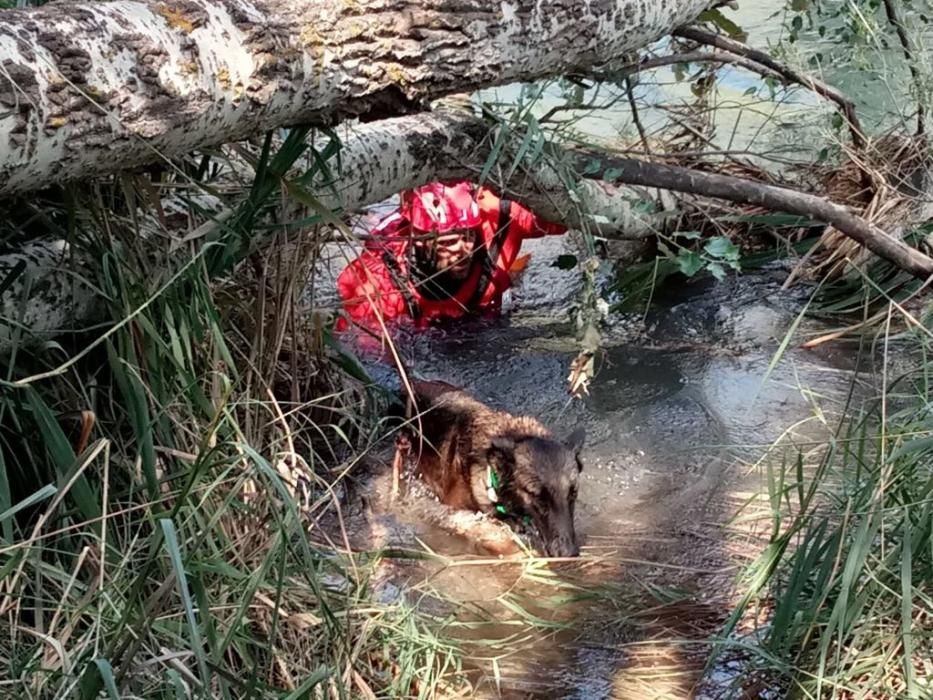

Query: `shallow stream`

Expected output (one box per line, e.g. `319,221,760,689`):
316,230,872,698
307,8,901,689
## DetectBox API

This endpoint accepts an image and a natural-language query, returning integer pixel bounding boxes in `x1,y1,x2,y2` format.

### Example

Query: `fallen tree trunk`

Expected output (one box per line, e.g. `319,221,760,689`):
0,108,666,354
6,106,933,355
0,0,716,196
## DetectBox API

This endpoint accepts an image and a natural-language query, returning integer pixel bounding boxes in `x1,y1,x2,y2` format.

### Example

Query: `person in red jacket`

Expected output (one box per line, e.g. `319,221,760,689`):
336,180,567,332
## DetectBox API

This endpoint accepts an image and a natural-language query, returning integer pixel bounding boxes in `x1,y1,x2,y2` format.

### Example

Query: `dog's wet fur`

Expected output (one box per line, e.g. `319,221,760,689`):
395,380,585,557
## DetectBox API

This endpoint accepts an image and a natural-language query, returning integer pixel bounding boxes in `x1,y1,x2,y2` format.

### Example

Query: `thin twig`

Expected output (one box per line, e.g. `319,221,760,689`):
624,76,651,155
881,0,925,135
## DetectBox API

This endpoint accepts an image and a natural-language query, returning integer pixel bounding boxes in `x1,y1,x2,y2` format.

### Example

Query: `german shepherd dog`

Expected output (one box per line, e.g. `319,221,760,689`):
395,380,586,557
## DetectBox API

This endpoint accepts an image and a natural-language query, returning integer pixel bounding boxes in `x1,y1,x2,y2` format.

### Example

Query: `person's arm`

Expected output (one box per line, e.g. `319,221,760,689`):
507,200,567,239
336,255,380,328
336,250,409,329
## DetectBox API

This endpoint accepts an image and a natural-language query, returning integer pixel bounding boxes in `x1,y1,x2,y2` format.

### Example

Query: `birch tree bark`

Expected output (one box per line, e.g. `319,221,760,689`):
0,0,717,195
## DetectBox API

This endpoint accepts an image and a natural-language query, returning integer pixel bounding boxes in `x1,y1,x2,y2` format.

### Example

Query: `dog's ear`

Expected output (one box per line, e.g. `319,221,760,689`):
565,427,585,458
487,435,516,467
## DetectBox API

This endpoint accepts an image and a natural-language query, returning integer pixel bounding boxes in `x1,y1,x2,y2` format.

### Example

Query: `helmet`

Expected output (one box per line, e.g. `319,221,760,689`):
402,181,482,234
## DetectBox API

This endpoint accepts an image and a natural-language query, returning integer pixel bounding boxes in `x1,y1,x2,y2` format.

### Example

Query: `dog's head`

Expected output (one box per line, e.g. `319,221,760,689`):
486,427,586,557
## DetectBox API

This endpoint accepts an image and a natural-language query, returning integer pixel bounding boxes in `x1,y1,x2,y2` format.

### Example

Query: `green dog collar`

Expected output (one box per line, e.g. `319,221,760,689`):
486,466,531,524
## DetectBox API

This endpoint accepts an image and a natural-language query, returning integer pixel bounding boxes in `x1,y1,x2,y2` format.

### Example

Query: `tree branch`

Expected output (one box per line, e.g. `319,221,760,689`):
621,49,783,82
674,26,868,152
572,150,933,279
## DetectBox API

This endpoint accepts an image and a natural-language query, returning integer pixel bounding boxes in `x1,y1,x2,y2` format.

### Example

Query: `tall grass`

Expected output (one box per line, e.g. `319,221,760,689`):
0,129,464,698
715,304,933,698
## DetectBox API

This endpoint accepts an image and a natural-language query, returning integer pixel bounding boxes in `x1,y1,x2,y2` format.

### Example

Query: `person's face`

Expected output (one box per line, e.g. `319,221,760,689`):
414,227,478,279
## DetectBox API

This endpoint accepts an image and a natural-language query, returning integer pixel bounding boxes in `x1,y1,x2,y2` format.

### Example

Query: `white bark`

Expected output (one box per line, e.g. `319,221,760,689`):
0,238,100,352
313,108,667,236
0,0,716,195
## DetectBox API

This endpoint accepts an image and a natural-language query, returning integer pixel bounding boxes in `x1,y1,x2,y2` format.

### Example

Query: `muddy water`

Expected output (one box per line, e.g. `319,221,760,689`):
319,233,869,698
304,7,891,692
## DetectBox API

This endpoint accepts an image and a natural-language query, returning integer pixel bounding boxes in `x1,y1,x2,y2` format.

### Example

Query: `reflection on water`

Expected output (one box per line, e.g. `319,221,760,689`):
478,1,919,161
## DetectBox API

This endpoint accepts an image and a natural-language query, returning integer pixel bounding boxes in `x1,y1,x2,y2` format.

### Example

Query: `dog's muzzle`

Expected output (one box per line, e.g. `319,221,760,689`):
544,532,580,558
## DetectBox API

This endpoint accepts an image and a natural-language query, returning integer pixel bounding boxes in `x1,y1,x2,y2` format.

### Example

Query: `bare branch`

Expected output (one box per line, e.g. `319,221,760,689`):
572,150,933,280
674,26,868,152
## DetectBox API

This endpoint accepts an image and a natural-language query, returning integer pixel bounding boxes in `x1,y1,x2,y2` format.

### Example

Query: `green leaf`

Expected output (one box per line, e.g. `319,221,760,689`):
0,484,57,526
762,295,812,387
479,124,509,185
901,515,917,697
677,250,704,277
553,254,578,270
506,116,540,182
632,198,659,215
94,658,121,700
698,9,747,40
25,389,101,525
582,159,601,176
889,436,933,460
704,237,740,260
707,261,727,280
676,230,702,240
283,666,332,699
603,167,624,182
166,670,189,700
831,112,844,130
0,448,10,542
161,518,211,689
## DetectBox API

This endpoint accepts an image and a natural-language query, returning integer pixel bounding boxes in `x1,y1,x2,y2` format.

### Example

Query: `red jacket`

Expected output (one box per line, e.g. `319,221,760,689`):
336,188,566,331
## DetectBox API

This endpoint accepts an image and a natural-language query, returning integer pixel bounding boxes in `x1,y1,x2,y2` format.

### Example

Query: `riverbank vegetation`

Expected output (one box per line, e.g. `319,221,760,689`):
1,0,932,697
